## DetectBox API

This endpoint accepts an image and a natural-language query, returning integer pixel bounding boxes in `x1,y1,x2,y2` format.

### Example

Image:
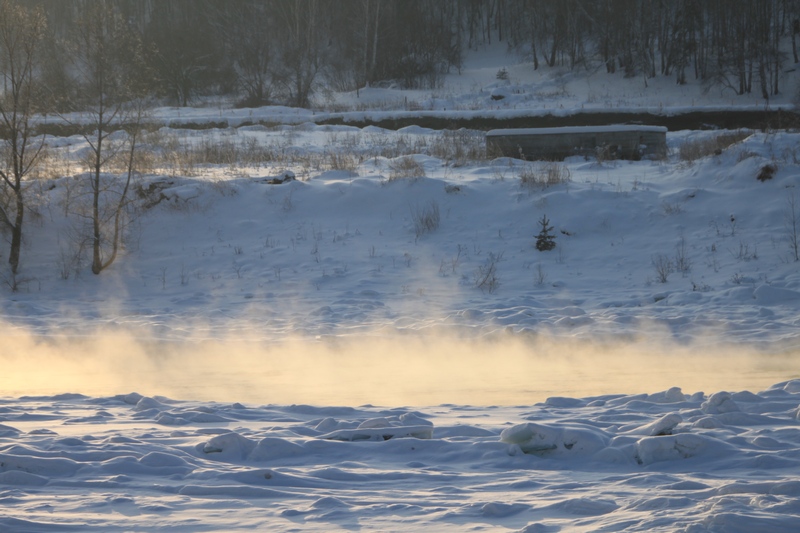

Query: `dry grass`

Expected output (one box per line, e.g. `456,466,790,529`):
519,162,571,190
678,130,751,162
326,151,359,172
36,123,492,184
429,129,486,165
388,156,426,182
410,200,440,239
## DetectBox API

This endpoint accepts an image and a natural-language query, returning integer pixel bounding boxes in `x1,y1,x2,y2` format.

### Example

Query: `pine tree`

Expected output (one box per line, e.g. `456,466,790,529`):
535,214,556,251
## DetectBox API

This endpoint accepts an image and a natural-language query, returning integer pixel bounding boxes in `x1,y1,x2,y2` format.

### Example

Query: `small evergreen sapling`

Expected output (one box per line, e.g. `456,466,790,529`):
535,214,556,251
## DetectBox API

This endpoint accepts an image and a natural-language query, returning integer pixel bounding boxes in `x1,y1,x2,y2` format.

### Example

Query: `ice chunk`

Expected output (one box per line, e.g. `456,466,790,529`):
500,422,608,456
646,387,686,403
358,417,391,429
635,433,731,465
319,425,433,442
118,392,144,405
313,417,340,432
544,397,584,408
701,391,740,414
399,412,433,427
248,438,308,461
202,432,257,460
134,396,166,412
731,391,763,402
693,417,724,429
625,413,683,436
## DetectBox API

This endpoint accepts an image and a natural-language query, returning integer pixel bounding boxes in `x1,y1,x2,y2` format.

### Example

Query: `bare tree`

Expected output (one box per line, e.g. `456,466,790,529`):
145,0,226,107
274,0,331,108
365,0,381,84
65,1,150,275
0,0,46,278
209,0,277,106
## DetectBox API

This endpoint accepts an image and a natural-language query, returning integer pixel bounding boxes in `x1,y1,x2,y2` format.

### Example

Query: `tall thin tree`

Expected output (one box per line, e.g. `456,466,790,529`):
66,1,150,275
0,0,46,278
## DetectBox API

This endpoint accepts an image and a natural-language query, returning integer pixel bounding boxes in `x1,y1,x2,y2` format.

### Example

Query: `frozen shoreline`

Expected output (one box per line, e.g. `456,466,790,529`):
2,381,800,532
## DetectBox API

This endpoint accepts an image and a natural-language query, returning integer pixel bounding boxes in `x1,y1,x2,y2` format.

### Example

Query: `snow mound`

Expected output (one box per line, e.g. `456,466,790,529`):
319,425,434,442
500,422,608,456
635,433,733,465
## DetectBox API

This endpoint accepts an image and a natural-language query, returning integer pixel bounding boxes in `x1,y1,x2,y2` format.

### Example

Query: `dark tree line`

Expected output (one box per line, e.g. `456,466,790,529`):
14,0,800,108
499,0,796,98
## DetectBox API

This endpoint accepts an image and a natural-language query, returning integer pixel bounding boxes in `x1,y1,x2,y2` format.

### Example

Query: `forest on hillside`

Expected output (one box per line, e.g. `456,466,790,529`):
12,0,800,109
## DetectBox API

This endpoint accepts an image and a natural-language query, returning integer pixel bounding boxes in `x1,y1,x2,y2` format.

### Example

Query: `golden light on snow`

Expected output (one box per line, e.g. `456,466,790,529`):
1,324,794,405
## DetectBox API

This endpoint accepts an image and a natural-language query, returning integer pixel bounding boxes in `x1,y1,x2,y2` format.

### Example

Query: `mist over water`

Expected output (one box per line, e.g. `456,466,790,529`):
2,323,796,405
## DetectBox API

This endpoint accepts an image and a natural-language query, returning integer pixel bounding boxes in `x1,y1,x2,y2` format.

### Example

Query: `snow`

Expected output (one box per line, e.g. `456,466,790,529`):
2,44,800,531
3,384,800,531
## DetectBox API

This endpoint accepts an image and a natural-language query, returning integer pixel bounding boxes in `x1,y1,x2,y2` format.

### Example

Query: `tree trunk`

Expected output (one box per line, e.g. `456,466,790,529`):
8,194,23,274
759,60,769,100
370,0,380,81
0,1,46,277
102,125,138,272
91,92,105,275
91,156,102,275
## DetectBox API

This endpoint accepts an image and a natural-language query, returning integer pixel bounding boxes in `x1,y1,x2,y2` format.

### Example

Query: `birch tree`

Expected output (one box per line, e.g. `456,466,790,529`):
66,1,150,275
0,0,46,280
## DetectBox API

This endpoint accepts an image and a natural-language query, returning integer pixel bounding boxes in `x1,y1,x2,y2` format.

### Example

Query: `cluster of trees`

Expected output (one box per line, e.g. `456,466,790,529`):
27,0,465,108
497,0,797,98
20,0,799,109
1,0,149,284
1,0,799,282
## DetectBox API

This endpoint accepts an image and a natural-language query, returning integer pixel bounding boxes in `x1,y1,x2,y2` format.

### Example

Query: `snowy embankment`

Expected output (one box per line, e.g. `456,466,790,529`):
1,117,800,530
2,381,800,532
5,125,800,347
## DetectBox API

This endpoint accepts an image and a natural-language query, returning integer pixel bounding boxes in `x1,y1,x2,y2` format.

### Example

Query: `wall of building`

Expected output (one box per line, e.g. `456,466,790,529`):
486,127,668,161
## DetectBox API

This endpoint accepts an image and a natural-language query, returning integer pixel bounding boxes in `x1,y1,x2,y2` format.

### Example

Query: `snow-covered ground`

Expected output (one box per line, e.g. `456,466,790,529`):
2,46,800,531
3,383,800,533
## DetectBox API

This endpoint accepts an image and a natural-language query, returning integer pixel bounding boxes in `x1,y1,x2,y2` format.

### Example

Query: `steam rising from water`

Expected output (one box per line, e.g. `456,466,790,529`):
1,324,796,405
